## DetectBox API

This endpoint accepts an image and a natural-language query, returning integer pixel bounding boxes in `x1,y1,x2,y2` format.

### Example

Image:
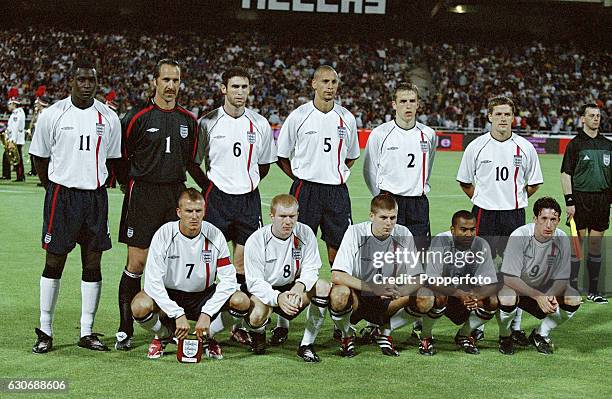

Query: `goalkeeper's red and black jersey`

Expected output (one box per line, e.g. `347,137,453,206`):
120,99,202,183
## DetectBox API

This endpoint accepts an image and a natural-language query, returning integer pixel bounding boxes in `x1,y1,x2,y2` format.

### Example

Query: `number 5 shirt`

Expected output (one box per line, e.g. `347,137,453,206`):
29,97,121,190
277,101,360,185
143,220,238,318
456,132,543,210
199,107,276,194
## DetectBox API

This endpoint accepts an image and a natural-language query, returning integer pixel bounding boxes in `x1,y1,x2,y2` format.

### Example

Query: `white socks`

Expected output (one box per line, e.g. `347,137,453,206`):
80,281,101,337
39,277,61,337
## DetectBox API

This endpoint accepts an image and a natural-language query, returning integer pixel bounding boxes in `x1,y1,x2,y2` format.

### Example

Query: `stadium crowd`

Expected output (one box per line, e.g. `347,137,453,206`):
0,28,610,132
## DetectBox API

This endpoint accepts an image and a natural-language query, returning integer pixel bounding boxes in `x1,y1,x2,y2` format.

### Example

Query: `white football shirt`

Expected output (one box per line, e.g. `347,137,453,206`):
7,107,26,145
277,101,360,185
457,133,543,210
199,107,276,194
29,97,121,190
144,220,238,318
244,222,322,307
501,223,570,289
332,221,424,284
363,120,437,196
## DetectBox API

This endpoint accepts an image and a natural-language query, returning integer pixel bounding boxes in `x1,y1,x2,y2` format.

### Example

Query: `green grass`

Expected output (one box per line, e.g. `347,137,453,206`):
1,147,611,399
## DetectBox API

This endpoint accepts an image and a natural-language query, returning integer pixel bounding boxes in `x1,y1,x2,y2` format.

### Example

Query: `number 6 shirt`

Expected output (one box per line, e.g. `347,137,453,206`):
143,220,238,318
456,132,543,210
199,107,276,194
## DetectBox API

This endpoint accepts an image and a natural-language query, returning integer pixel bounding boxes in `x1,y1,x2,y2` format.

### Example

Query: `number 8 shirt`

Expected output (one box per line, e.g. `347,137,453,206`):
457,132,543,210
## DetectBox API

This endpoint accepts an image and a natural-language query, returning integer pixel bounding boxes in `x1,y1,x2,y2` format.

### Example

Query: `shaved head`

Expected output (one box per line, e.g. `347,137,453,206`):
313,65,338,81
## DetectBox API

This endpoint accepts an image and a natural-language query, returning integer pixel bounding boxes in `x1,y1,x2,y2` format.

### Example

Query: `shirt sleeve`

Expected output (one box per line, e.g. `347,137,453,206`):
295,229,322,291
143,231,185,319
197,117,211,173
456,143,474,184
500,234,525,278
190,114,203,165
428,131,437,179
121,107,141,160
244,233,281,307
525,144,544,185
276,113,296,159
363,131,380,196
347,114,360,160
331,227,357,275
560,140,577,175
258,119,277,164
551,235,571,281
107,112,122,159
28,108,52,157
201,238,237,316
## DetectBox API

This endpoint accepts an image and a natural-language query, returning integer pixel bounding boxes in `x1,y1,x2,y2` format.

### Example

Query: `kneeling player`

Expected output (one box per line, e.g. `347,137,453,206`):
329,194,431,357
244,194,330,362
497,197,580,355
131,189,249,359
421,210,498,355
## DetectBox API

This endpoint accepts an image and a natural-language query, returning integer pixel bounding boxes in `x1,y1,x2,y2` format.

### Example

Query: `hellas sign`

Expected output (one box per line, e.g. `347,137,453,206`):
241,0,386,14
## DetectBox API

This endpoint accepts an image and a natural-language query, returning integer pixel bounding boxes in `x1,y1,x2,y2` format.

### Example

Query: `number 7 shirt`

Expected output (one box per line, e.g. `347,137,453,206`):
143,220,238,318
456,132,543,210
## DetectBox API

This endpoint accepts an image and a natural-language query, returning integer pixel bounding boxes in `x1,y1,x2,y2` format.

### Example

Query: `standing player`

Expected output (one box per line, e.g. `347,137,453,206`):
3,97,26,181
497,197,580,355
29,56,121,353
329,194,431,357
561,104,611,303
244,194,330,362
421,211,498,356
363,82,437,251
457,95,543,343
115,59,207,350
131,189,250,359
27,94,52,178
276,65,360,342
198,67,277,345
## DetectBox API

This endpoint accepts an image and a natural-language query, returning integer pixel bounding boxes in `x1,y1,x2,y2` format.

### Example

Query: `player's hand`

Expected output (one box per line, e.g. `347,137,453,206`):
195,313,211,340
457,291,478,310
278,292,300,316
371,283,400,299
547,296,558,311
174,315,190,340
535,296,556,314
566,206,576,219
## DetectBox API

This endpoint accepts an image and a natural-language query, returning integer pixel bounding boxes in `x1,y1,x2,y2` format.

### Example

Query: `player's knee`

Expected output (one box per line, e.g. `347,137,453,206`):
42,252,68,279
435,295,448,308
127,250,146,274
81,250,102,282
497,286,517,307
315,279,331,296
131,292,154,319
415,295,434,314
482,296,498,311
563,295,581,307
229,291,250,312
248,306,270,328
329,284,351,311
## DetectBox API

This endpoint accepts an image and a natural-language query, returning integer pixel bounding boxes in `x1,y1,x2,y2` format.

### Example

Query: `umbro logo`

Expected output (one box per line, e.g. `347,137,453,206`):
61,126,74,130
480,160,492,164
146,127,159,133
212,135,226,139
583,155,591,160
168,255,180,259
386,146,399,151
304,131,317,135
266,259,276,263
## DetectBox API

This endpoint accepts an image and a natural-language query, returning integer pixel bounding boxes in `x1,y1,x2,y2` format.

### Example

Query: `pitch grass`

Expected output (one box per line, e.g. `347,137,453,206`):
1,148,611,399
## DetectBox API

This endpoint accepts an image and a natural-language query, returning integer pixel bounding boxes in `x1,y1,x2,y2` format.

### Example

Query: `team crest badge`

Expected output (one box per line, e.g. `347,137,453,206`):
604,154,610,166
292,248,302,260
96,123,104,136
247,131,256,144
513,155,523,167
420,140,429,153
201,250,212,263
127,227,134,238
337,125,347,139
44,233,52,244
179,125,188,139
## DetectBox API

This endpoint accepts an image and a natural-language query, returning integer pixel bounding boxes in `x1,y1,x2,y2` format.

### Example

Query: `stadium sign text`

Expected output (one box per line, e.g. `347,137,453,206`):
241,0,386,14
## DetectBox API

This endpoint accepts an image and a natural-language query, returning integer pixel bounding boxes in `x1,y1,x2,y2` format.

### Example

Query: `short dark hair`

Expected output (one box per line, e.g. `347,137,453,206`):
533,197,561,218
222,67,250,86
394,82,420,101
487,95,516,115
370,194,397,213
69,54,97,78
178,188,204,207
451,210,476,227
154,58,180,79
579,103,599,116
